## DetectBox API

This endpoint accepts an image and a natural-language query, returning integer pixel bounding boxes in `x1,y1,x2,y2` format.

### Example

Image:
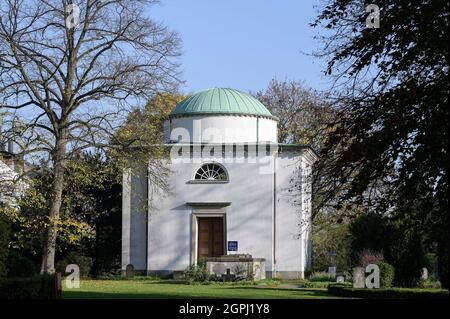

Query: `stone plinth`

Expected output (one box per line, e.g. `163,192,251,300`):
205,255,266,281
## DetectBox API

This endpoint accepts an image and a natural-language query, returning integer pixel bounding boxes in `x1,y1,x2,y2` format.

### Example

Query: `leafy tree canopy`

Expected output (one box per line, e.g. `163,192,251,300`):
313,0,449,287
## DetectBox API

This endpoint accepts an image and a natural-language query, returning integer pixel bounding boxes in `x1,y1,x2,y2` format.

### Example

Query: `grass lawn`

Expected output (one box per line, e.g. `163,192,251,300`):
63,280,339,299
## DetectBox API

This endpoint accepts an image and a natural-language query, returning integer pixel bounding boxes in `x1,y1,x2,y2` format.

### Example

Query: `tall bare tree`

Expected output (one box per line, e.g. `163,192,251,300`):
254,79,334,150
0,0,181,273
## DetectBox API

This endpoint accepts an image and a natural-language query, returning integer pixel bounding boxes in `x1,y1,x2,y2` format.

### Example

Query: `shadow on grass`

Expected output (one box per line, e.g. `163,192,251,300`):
63,291,215,299
223,286,335,298
63,282,337,299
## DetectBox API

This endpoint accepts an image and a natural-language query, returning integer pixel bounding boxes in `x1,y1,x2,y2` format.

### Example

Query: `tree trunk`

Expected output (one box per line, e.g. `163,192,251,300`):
40,131,68,274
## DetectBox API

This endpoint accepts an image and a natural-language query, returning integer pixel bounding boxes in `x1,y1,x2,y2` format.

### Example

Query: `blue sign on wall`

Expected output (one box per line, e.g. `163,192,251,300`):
227,241,238,251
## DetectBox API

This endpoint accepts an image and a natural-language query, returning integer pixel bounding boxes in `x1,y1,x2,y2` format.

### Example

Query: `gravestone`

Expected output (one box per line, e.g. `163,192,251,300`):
212,263,227,276
328,266,336,275
353,267,365,288
126,264,135,278
421,267,429,280
222,268,236,281
336,275,345,283
205,256,266,280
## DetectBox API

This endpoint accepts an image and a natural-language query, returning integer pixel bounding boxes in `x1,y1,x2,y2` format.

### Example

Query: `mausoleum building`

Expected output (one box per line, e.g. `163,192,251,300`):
121,88,317,279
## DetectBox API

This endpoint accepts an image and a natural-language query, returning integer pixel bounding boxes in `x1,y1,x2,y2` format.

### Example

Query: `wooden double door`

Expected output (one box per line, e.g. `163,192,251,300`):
198,217,224,258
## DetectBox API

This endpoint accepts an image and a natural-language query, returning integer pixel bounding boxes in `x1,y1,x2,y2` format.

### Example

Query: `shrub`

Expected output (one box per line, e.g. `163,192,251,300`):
56,252,92,278
255,278,282,286
341,271,353,282
348,213,429,287
311,215,352,273
96,273,123,280
96,273,162,281
298,280,338,288
6,251,38,277
378,261,395,288
0,274,57,299
184,264,211,283
232,263,250,280
417,279,442,289
349,214,386,264
309,271,335,282
376,224,428,287
0,216,10,277
304,269,313,279
424,253,438,278
327,284,448,299
96,269,121,279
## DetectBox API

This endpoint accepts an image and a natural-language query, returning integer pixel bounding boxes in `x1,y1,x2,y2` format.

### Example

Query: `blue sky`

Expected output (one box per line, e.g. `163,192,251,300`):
151,0,328,94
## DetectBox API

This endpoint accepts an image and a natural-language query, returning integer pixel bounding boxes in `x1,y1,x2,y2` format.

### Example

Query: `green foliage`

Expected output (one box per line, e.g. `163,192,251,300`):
424,253,439,278
378,261,395,288
349,214,385,264
417,279,442,289
90,207,122,277
0,274,57,299
56,252,93,278
96,274,160,281
6,251,38,277
0,216,10,277
313,0,449,289
112,93,186,170
4,152,122,276
309,272,336,282
349,213,427,287
64,153,122,276
297,280,345,288
312,212,352,273
115,93,185,148
183,264,211,283
386,227,427,287
7,166,94,255
328,284,448,299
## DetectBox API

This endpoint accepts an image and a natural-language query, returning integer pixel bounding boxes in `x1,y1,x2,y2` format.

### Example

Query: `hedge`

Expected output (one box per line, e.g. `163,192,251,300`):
0,274,57,299
296,280,352,288
377,261,395,288
328,284,449,299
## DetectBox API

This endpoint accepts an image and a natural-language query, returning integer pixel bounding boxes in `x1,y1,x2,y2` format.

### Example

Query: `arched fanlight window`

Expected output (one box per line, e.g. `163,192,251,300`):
194,163,228,181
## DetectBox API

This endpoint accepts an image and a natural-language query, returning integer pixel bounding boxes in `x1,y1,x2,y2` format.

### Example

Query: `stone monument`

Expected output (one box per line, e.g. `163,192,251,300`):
353,267,365,288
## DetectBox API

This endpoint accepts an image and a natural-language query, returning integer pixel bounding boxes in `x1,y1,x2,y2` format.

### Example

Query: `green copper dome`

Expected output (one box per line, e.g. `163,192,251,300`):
170,88,273,118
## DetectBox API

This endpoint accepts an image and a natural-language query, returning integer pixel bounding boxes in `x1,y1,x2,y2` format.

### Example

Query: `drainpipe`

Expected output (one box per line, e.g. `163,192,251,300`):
256,117,259,144
256,117,260,157
146,165,150,275
272,148,277,277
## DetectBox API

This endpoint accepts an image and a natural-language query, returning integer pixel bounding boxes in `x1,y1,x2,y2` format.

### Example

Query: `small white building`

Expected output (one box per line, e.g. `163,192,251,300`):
0,149,28,208
121,88,317,279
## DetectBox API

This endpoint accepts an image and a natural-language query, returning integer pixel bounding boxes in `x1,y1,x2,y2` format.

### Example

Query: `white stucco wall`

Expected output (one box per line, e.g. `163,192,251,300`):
274,150,314,278
168,115,277,144
121,146,316,278
121,166,148,272
300,156,313,271
146,154,275,273
257,118,278,143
